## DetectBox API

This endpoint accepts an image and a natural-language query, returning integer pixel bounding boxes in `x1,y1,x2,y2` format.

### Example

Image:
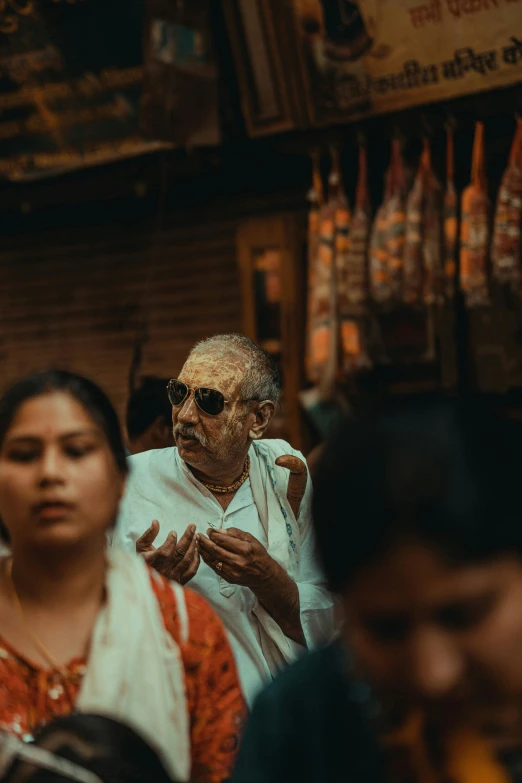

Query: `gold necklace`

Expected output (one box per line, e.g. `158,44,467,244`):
201,456,250,494
6,559,70,680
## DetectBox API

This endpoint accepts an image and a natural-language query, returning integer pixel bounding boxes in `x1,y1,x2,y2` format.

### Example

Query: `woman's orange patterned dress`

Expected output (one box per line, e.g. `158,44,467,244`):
0,570,246,783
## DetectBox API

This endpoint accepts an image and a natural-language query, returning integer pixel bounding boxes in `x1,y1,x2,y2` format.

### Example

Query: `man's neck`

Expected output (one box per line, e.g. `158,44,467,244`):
187,451,250,488
8,537,107,612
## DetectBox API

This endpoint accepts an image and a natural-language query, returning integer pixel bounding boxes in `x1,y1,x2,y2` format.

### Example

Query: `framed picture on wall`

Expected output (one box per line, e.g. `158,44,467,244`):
222,0,309,137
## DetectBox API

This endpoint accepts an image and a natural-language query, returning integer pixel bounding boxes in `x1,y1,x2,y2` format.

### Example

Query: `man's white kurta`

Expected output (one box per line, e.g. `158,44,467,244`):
112,443,337,705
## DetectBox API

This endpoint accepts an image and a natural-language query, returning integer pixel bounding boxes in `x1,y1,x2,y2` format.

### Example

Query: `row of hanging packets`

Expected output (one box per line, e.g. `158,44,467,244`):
370,137,446,309
306,121,522,376
368,127,495,312
405,119,522,309
308,120,522,342
306,146,374,382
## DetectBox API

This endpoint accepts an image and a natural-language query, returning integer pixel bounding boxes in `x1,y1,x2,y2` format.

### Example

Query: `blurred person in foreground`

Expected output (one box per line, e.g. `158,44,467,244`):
234,396,522,783
113,334,337,705
126,377,174,455
0,714,174,783
0,371,244,783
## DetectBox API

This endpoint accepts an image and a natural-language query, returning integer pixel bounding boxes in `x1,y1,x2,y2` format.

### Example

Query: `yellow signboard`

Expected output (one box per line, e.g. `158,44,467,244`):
293,0,522,122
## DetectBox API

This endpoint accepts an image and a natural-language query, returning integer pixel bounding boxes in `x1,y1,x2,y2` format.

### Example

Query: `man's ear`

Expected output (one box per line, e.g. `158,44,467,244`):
249,401,275,440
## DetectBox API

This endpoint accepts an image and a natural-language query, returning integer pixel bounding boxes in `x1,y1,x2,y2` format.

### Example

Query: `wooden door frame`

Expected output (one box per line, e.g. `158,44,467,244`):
236,213,306,449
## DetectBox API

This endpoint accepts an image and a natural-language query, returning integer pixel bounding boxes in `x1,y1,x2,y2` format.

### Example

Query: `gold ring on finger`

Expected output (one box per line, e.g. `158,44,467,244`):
216,561,223,572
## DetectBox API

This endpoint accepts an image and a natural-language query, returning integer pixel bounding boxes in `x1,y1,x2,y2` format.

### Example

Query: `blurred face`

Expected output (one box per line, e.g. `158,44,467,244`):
172,353,258,471
344,543,522,735
0,392,125,552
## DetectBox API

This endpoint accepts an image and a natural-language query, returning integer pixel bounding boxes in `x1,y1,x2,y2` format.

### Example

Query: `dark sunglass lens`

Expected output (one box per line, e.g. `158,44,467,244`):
196,387,225,416
168,380,188,406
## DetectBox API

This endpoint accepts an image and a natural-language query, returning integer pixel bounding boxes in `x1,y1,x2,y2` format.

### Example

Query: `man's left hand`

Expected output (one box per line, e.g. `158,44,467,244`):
200,527,306,647
198,528,273,589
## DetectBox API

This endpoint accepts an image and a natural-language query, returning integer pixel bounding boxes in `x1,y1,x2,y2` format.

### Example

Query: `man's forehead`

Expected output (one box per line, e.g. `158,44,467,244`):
179,352,247,395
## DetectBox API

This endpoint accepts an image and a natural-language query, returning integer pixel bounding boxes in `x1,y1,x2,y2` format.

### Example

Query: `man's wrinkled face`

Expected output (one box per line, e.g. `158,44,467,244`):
172,352,255,470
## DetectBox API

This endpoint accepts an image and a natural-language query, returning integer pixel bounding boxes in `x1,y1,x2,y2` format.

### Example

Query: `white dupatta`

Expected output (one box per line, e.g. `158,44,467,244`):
249,440,307,676
77,550,191,782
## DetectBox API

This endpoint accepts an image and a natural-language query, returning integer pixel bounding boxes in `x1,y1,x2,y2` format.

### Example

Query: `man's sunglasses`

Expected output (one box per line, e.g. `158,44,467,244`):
167,379,258,417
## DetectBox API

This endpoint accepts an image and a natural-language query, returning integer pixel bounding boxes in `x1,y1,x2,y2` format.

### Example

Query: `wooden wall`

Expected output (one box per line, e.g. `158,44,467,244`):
0,214,242,420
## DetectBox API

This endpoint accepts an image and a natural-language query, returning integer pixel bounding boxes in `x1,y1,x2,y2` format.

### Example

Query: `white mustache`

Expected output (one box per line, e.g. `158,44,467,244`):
174,425,208,447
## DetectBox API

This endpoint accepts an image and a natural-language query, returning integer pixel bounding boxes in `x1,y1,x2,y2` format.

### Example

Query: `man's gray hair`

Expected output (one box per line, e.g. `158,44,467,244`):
189,334,282,404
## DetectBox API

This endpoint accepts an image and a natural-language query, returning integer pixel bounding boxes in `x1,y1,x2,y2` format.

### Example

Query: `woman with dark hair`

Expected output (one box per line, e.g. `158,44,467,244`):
234,396,522,783
0,371,244,783
1,714,174,783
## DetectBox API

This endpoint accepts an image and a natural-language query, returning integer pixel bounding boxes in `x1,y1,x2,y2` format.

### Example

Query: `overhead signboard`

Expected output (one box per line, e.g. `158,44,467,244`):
0,0,219,180
292,0,522,124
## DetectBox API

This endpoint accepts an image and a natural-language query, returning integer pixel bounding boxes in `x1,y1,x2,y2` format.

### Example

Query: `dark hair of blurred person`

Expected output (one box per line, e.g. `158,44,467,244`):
126,378,173,455
0,370,127,547
0,370,244,783
1,714,174,783
234,395,522,783
0,370,128,478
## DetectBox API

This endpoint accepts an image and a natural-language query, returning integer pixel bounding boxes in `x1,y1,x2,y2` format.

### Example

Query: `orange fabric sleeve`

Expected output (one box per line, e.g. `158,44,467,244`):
151,574,246,783
183,589,246,783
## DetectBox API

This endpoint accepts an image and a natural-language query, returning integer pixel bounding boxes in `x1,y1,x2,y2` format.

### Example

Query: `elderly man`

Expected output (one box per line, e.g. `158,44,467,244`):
113,334,336,703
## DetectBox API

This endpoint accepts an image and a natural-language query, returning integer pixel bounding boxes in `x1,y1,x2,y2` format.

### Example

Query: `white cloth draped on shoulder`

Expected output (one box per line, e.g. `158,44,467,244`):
77,549,191,782
249,439,305,675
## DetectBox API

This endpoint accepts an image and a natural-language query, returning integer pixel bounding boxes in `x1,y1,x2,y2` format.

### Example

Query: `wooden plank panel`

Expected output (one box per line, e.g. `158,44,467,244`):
0,215,242,422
